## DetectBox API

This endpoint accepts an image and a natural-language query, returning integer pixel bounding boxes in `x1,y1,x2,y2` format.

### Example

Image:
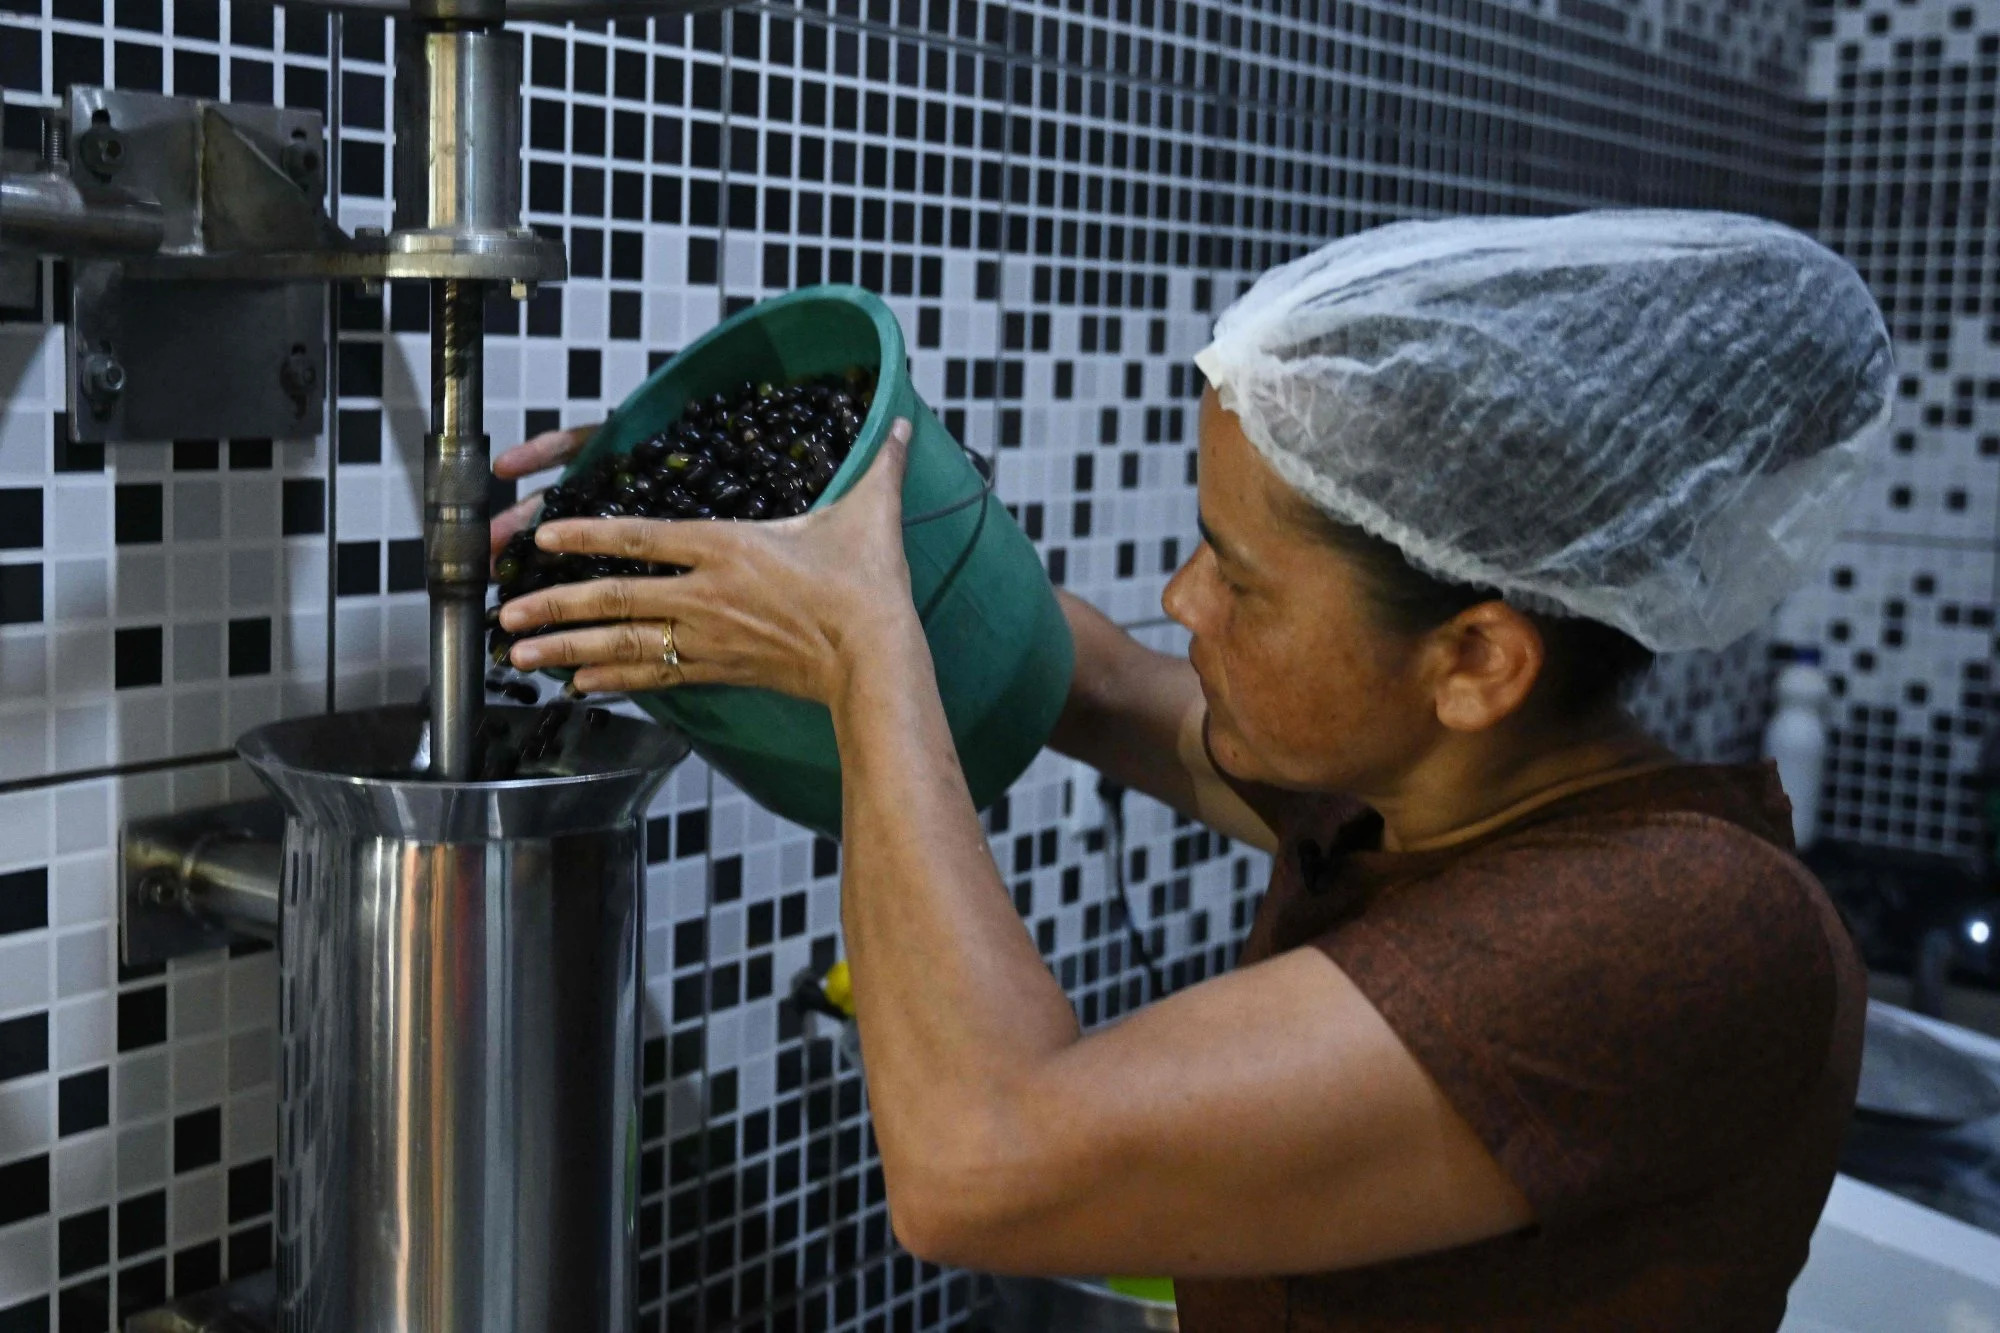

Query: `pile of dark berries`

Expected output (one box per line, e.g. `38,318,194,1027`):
485,365,874,679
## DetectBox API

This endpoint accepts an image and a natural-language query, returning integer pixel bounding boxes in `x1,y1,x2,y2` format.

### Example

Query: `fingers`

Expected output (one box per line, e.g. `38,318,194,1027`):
499,573,694,633
573,660,708,694
494,423,598,480
508,619,675,672
535,515,739,570
490,490,545,559
853,417,912,506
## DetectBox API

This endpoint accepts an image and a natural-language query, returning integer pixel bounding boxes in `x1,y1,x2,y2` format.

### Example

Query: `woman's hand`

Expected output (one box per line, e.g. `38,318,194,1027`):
490,422,598,561
497,419,919,705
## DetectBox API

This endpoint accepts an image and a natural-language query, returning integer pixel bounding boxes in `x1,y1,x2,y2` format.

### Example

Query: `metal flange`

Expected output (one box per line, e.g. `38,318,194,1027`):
121,229,567,284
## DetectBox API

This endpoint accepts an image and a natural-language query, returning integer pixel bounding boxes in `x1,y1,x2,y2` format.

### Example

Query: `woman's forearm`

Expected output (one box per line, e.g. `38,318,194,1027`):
1047,590,1206,806
830,619,1083,1236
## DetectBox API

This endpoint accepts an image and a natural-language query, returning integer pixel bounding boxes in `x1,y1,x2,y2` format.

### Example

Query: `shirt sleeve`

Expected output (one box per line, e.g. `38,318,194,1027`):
1312,814,1844,1230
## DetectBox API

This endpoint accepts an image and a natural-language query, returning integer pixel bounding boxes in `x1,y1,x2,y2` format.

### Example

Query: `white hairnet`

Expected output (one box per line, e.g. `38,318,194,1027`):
1193,210,1894,652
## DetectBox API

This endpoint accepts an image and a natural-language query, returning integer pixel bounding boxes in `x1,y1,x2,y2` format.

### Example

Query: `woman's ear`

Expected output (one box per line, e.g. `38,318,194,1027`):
1430,603,1545,732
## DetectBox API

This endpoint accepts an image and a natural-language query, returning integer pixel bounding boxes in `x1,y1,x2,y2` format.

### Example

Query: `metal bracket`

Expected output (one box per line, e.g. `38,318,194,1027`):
120,799,284,969
58,90,332,444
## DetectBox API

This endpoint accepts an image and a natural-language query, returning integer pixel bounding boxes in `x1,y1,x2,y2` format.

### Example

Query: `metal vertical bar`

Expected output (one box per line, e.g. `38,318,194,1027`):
427,277,489,778
325,12,343,714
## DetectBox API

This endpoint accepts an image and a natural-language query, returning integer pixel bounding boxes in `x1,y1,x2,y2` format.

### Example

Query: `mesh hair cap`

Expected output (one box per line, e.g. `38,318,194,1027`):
1193,210,1894,652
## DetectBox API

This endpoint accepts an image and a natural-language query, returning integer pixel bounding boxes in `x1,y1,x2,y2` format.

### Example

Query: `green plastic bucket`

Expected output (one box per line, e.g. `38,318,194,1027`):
563,285,1074,838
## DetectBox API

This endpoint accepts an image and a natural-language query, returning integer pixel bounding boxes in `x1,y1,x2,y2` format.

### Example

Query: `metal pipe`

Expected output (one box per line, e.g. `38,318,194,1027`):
427,276,489,778
172,835,283,938
0,170,163,256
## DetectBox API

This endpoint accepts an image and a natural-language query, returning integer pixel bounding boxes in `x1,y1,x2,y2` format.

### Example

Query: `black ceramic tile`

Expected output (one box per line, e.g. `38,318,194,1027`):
0,1154,49,1227
58,1209,110,1278
226,617,272,677
173,1108,222,1173
0,1013,47,1082
112,626,163,689
116,986,167,1052
57,1069,109,1137
0,867,46,937
0,562,41,625
281,478,326,536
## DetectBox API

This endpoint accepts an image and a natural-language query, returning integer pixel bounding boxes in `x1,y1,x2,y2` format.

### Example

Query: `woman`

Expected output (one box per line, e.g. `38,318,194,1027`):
491,211,1894,1330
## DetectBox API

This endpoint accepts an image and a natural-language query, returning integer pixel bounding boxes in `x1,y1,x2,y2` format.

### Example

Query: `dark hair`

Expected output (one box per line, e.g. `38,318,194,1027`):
1284,496,1656,718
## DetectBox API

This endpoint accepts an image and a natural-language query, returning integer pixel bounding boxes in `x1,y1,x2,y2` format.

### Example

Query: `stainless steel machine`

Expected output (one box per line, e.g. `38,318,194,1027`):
0,1,724,1327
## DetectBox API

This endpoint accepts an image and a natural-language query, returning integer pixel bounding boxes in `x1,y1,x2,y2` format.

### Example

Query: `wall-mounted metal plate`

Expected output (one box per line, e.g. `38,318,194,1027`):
69,264,324,443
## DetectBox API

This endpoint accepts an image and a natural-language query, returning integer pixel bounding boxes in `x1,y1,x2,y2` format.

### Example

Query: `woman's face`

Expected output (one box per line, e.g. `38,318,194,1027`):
1163,390,1440,793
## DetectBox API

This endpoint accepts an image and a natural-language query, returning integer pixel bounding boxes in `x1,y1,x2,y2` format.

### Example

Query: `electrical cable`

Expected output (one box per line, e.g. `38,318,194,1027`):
1097,776,1167,1003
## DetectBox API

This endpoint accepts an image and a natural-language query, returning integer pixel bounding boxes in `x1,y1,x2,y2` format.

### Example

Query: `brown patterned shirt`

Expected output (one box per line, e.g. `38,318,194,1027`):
1175,762,1866,1333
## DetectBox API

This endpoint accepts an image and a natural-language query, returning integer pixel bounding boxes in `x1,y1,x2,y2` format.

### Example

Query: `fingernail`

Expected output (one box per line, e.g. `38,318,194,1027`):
498,604,526,631
893,418,912,442
510,642,541,668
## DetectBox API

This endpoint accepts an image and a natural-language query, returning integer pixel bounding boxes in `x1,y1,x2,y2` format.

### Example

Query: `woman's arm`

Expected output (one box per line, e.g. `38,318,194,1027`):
1049,590,1279,852
833,612,1533,1278
498,427,1533,1279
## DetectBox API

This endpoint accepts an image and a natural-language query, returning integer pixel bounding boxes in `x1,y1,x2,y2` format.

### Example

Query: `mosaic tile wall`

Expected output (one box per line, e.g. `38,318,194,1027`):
0,0,1813,1328
1779,0,2000,858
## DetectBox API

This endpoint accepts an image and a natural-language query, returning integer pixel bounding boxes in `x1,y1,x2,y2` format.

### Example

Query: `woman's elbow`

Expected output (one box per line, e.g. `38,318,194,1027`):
883,1136,1051,1269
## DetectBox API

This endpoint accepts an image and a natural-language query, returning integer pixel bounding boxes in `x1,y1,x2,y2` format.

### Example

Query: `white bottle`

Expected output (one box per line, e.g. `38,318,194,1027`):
1763,653,1830,852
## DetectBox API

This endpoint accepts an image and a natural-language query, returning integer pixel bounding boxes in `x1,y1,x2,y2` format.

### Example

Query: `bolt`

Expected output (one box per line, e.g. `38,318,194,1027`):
280,133,322,190
76,112,124,182
81,350,125,416
280,346,318,415
509,280,536,303
140,871,183,910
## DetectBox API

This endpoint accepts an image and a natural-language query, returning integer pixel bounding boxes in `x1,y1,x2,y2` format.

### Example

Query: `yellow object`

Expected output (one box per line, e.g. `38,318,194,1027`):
1105,1277,1175,1304
822,960,855,1018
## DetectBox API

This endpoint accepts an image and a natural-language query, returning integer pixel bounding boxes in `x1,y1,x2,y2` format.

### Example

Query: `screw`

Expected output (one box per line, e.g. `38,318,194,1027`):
510,280,536,303
81,350,125,416
280,345,318,415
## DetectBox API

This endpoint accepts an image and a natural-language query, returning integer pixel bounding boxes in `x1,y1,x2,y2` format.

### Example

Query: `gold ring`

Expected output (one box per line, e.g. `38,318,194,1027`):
660,619,680,669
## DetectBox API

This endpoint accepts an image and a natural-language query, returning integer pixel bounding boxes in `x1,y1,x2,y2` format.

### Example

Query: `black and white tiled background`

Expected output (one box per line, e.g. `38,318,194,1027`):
0,0,1941,1326
1780,0,2000,857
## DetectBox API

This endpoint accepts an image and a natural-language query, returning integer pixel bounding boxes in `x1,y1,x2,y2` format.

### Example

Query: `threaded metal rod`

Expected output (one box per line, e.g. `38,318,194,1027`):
427,278,489,780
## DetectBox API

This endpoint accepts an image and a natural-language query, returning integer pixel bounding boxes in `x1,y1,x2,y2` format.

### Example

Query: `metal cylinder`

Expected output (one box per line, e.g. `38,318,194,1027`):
427,277,489,779
393,26,524,239
0,170,163,255
241,704,686,1333
169,835,283,938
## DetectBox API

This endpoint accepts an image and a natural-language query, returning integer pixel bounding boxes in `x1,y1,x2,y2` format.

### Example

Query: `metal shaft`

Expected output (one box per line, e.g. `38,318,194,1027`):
427,278,488,779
